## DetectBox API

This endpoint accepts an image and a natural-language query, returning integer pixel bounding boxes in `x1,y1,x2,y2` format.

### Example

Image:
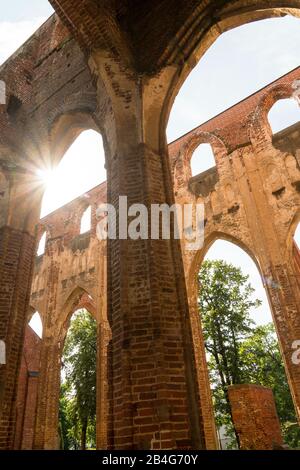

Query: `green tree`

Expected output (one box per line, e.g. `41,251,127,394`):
198,259,261,446
59,309,97,450
198,259,300,448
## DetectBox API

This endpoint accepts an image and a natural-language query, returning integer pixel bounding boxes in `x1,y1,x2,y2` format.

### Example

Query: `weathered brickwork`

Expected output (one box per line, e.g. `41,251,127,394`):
1,1,300,449
14,326,41,450
0,227,35,449
228,385,284,449
30,184,109,450
13,67,300,450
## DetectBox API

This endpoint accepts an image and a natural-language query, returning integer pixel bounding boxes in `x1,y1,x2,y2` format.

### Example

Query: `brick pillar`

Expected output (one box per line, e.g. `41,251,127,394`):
0,226,35,449
33,340,61,449
21,373,40,449
96,322,111,449
228,384,284,450
33,244,61,450
95,240,110,450
188,292,218,449
232,146,300,423
106,340,114,450
262,262,300,421
91,55,204,450
14,325,41,449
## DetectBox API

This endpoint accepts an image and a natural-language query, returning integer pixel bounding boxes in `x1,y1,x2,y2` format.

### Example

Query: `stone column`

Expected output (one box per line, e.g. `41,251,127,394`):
20,372,40,449
96,321,111,449
33,339,61,450
261,262,300,419
95,240,110,450
90,54,204,449
187,288,219,449
228,384,284,450
33,249,61,450
232,145,300,421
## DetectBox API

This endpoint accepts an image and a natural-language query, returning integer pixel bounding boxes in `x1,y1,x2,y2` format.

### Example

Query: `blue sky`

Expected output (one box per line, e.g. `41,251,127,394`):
1,1,53,21
1,4,300,330
0,2,53,64
168,15,300,142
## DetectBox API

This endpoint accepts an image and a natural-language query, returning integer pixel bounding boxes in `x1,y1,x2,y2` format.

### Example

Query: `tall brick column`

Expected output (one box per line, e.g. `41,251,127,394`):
33,340,61,449
228,384,284,450
232,135,300,422
89,55,204,449
0,226,36,449
33,252,61,450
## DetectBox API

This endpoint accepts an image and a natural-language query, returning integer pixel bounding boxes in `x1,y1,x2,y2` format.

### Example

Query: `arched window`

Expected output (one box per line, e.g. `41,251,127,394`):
190,143,216,177
60,308,97,450
268,99,300,134
167,16,300,142
80,206,91,234
39,130,106,217
198,239,297,449
37,232,46,256
203,240,270,324
29,311,43,339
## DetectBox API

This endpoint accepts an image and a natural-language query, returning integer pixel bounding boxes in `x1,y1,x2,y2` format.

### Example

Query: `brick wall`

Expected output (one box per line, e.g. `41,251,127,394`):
228,385,284,450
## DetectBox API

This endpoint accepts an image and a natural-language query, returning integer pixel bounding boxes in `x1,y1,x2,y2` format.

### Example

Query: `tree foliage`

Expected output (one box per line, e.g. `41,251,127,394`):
59,309,97,450
198,259,300,448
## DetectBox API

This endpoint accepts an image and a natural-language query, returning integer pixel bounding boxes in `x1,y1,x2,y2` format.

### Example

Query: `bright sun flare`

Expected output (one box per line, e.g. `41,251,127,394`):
37,130,106,218
36,168,56,187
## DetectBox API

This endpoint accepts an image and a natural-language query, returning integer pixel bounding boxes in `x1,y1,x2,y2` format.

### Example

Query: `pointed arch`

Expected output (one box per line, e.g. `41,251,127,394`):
174,131,228,186
40,127,106,217
249,83,293,148
165,5,300,138
80,205,92,234
58,286,96,344
190,143,216,177
28,311,43,339
188,231,260,292
50,112,100,166
268,98,300,134
37,231,47,256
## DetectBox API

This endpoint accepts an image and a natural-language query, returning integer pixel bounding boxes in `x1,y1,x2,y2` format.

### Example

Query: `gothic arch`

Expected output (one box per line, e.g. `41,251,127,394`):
27,305,39,324
249,83,294,149
58,285,97,345
49,111,101,166
164,3,300,134
174,131,228,186
188,231,260,295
